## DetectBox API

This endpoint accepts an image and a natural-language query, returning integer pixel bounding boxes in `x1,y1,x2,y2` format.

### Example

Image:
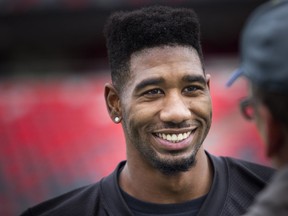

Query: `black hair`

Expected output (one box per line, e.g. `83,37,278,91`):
103,6,204,92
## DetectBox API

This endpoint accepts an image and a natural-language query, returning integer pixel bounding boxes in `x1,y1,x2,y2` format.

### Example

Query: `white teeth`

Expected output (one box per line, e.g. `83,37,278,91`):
156,131,192,143
167,134,172,140
172,134,177,141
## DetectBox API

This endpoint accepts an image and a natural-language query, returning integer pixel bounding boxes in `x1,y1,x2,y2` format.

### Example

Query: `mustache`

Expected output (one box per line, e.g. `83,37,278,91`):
147,121,198,131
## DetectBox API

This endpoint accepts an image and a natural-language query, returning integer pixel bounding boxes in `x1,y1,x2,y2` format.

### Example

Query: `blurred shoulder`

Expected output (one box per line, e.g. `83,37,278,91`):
20,182,103,216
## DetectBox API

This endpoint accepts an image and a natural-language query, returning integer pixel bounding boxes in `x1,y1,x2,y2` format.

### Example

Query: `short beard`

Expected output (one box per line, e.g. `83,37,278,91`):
150,152,198,176
130,132,201,176
122,117,203,176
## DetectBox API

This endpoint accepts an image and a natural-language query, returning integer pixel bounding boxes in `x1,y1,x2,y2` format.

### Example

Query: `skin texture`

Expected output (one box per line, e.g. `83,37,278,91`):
105,46,213,203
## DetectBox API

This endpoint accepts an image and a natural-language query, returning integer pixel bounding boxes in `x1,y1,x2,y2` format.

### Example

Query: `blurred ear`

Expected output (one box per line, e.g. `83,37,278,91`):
205,74,211,90
259,104,283,158
104,83,121,122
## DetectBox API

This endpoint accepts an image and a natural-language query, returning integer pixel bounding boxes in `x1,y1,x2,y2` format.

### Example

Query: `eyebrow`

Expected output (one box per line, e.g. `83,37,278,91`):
134,74,207,92
182,75,207,85
134,77,164,92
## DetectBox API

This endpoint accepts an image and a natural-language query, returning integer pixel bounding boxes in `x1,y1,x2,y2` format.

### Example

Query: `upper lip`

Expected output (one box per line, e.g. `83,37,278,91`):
153,127,197,134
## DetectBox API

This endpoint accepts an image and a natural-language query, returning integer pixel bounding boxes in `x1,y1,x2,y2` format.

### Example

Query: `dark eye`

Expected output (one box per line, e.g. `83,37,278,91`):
183,86,201,93
145,89,163,95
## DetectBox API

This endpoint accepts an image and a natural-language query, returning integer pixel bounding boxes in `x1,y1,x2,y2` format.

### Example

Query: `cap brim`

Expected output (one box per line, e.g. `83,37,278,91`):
226,68,244,87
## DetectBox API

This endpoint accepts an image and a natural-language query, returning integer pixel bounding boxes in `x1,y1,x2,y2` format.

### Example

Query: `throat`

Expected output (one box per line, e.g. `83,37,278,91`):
119,150,213,204
121,186,207,215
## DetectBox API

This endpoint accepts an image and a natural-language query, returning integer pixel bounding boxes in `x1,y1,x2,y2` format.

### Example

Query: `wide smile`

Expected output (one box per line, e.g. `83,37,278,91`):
154,131,192,143
152,128,197,151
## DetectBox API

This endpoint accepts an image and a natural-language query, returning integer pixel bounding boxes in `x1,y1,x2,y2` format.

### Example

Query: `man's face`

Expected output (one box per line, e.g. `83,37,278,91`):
120,46,212,175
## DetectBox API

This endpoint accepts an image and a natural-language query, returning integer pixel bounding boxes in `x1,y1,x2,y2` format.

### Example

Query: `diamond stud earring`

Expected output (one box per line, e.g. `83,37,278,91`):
114,116,120,123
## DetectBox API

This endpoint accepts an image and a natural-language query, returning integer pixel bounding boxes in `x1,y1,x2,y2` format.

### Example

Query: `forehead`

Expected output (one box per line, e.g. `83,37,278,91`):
127,46,204,87
130,46,202,73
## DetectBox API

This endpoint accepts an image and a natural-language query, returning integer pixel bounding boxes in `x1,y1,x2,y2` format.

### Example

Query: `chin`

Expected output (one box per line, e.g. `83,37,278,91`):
150,153,198,176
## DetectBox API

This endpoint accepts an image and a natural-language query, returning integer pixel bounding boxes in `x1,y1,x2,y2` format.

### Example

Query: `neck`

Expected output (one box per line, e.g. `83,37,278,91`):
119,148,213,204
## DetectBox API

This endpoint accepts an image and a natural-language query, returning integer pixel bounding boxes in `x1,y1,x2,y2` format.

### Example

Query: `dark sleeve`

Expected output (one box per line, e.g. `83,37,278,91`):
18,183,103,216
19,209,32,216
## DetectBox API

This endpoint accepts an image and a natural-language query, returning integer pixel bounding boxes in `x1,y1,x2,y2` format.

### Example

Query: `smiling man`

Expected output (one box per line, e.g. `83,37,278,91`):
114,46,212,177
21,6,274,216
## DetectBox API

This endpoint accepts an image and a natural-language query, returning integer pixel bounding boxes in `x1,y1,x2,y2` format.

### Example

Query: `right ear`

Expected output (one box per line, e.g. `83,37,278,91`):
104,83,122,123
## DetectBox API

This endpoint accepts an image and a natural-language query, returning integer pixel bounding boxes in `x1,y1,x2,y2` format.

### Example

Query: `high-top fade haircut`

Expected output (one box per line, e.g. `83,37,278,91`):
104,6,203,92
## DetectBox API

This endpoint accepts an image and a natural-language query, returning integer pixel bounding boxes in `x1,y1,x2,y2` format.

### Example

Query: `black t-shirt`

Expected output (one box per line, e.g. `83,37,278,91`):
20,152,275,216
121,187,207,216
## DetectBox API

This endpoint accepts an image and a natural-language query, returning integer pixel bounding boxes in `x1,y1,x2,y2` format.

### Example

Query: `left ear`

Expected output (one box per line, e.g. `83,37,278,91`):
104,83,122,123
205,74,211,90
259,104,284,158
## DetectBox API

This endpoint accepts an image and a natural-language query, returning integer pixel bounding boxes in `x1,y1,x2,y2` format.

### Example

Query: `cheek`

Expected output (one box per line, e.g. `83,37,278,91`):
188,97,212,119
123,103,152,128
132,105,158,123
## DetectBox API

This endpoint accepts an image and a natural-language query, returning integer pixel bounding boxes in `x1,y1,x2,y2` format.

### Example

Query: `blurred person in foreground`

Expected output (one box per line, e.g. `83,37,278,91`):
21,6,275,216
227,0,288,215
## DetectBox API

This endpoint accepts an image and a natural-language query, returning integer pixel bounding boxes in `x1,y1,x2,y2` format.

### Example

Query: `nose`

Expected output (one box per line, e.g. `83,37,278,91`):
160,92,191,124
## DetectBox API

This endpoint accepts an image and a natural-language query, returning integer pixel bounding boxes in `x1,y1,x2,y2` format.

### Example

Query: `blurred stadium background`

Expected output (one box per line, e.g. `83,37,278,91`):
0,0,270,215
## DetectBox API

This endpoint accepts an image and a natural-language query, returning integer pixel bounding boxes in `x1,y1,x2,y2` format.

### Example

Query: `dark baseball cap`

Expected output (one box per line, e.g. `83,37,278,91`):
226,0,288,92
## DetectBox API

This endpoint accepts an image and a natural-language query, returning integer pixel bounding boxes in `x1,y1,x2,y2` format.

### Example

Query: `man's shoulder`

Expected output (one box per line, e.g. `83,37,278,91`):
209,152,275,182
205,153,276,215
222,156,275,182
213,154,275,202
20,182,102,216
20,161,126,216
